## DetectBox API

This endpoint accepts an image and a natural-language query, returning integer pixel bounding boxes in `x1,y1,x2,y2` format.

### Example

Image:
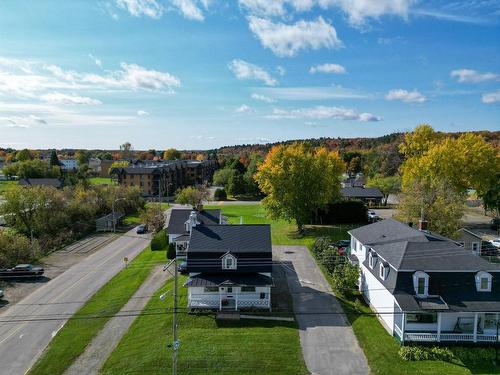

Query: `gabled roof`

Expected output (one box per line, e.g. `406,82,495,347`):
166,209,220,234
349,218,425,246
18,178,63,188
184,273,273,287
341,186,383,199
457,228,482,240
188,224,272,254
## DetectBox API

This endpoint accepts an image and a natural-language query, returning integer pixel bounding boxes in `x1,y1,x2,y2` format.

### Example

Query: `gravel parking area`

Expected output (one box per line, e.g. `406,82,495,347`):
0,233,118,310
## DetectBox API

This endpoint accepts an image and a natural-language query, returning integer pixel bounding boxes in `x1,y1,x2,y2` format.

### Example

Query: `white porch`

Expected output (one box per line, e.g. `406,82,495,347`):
394,311,500,344
187,286,271,311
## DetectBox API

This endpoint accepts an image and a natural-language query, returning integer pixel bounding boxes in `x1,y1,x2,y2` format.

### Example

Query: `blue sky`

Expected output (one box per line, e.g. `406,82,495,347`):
0,0,499,150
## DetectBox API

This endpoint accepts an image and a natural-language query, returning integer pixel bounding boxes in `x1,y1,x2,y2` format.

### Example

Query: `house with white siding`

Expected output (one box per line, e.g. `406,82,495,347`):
184,224,273,311
349,218,500,345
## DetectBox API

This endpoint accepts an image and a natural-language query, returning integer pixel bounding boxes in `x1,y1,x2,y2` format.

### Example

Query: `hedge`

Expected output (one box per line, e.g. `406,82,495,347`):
151,229,168,251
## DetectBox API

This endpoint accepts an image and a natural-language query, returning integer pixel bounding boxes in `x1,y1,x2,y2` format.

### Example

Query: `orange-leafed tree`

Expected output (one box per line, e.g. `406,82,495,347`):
255,142,345,233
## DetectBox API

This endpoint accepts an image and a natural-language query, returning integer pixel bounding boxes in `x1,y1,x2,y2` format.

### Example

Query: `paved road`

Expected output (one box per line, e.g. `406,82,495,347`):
274,246,369,375
65,265,170,375
0,228,151,375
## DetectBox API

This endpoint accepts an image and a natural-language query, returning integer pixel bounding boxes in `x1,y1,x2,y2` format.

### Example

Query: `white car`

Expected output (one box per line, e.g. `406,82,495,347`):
489,238,500,248
0,289,3,299
367,210,379,221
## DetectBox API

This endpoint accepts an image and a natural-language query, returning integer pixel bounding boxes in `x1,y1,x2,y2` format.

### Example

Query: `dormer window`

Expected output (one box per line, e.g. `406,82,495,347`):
413,271,429,297
222,253,237,270
475,271,492,292
368,252,377,269
379,263,388,280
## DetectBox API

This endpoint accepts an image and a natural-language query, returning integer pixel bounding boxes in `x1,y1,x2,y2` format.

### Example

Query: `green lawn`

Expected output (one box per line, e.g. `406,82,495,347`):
204,204,355,247
123,203,170,225
89,177,114,185
0,180,16,194
28,247,167,375
101,276,308,375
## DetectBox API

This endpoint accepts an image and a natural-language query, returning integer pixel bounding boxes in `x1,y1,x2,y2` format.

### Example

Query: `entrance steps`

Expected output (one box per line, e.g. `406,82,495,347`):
216,311,240,320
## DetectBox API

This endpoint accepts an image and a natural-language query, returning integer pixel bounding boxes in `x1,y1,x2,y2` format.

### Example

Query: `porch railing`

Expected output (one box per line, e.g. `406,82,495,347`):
404,332,498,343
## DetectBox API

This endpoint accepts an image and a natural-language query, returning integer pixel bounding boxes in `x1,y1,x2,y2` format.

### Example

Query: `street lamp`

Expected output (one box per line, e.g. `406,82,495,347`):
112,197,127,233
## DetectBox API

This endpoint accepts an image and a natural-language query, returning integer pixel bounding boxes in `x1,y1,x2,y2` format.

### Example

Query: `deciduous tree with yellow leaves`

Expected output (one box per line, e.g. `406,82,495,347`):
255,142,345,233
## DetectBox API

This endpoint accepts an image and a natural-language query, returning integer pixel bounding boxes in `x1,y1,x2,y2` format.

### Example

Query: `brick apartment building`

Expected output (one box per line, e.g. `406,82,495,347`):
111,159,217,197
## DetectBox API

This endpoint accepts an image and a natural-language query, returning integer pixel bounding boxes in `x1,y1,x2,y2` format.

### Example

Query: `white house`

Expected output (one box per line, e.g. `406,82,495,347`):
60,159,78,171
349,218,500,345
184,224,273,311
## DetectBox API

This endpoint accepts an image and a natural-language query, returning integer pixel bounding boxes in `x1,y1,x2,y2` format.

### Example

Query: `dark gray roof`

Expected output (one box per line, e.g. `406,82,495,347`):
18,178,63,188
349,218,425,246
188,225,272,254
184,273,273,287
166,209,221,234
341,186,383,199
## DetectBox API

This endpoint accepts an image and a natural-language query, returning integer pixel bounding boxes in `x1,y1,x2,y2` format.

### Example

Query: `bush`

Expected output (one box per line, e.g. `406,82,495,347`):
167,243,176,259
151,229,167,251
312,200,368,224
398,345,494,363
451,347,496,364
214,188,227,201
332,262,359,293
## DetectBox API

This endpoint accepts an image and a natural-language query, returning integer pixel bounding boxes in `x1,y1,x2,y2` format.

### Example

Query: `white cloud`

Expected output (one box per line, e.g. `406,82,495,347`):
88,54,102,68
276,65,286,76
137,110,150,116
40,92,102,105
171,0,205,21
258,86,368,100
267,106,382,121
248,16,342,57
385,89,426,103
251,93,276,103
413,9,490,25
115,0,163,19
450,69,499,83
239,0,287,17
0,114,47,128
235,104,256,113
310,63,346,74
318,0,414,26
228,59,277,86
482,90,500,104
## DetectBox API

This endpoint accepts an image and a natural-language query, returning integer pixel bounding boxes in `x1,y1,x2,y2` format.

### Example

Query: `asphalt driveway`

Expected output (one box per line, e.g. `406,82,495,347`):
274,246,369,375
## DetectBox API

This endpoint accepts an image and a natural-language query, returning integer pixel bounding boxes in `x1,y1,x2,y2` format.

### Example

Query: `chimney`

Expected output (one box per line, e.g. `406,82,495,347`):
418,219,428,231
188,211,199,233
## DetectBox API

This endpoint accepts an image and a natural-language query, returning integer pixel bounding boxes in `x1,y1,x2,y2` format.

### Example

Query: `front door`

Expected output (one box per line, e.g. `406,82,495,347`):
220,286,236,309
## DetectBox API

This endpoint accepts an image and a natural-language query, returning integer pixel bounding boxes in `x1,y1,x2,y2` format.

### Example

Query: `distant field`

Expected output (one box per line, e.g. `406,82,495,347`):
89,177,114,185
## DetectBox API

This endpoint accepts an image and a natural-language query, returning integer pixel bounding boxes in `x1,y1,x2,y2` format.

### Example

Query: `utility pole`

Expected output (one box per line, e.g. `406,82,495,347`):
172,256,179,375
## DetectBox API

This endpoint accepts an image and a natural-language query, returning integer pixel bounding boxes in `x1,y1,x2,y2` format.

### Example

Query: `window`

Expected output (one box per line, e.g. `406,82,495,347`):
413,271,429,297
368,252,377,269
222,253,237,270
379,263,388,280
241,286,255,292
471,242,480,253
204,286,218,293
406,313,437,324
475,271,492,292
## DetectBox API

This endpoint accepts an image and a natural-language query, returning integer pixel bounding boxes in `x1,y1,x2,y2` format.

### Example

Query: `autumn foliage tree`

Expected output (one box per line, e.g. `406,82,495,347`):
255,143,345,233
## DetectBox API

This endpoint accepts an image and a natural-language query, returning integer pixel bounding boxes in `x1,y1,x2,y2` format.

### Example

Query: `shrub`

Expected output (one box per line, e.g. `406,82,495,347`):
332,262,359,293
167,242,176,259
451,347,496,364
214,188,227,201
312,237,333,257
398,346,492,363
312,200,368,224
151,229,167,251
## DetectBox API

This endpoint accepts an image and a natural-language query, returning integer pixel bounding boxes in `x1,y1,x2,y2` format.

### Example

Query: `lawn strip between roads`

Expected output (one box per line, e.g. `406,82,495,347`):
27,246,167,375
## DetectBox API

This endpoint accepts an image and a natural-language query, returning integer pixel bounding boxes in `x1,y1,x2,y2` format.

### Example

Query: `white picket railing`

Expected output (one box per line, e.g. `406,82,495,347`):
404,332,498,343
394,325,403,340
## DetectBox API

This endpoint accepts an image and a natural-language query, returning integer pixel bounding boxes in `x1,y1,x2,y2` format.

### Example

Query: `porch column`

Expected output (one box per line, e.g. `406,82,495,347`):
473,312,478,343
401,313,406,344
235,290,238,311
219,288,222,311
437,313,442,342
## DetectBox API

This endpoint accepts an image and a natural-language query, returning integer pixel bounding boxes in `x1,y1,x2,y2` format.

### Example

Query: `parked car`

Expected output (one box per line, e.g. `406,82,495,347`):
136,224,147,234
0,264,44,279
336,240,351,249
177,261,188,274
489,238,500,248
367,210,379,222
0,289,4,299
491,218,500,231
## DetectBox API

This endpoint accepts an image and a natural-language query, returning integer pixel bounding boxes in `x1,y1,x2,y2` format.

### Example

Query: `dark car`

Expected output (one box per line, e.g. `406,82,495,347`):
0,289,4,299
491,218,500,231
0,264,44,279
136,224,147,234
177,261,188,274
336,240,351,249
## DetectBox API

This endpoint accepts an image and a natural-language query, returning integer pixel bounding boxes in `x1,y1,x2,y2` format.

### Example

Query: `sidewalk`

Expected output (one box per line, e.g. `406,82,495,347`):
65,266,170,375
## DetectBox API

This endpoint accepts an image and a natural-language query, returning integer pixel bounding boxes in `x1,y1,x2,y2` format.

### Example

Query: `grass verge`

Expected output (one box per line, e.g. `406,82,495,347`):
101,275,308,375
89,177,114,185
28,247,167,375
